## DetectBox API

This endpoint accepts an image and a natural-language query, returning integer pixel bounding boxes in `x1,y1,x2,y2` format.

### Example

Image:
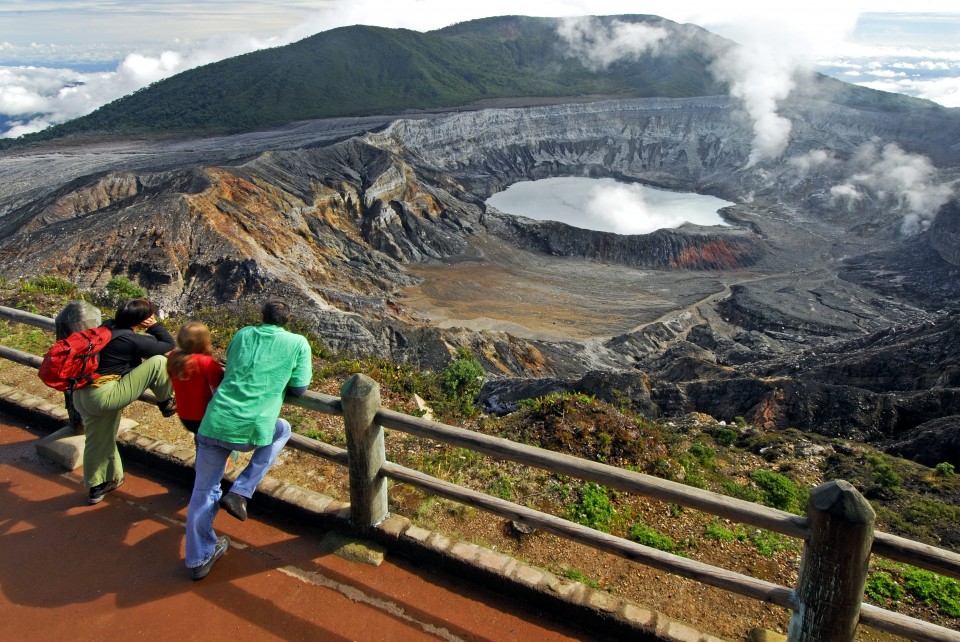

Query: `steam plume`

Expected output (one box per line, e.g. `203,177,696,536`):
709,43,797,166
796,140,954,235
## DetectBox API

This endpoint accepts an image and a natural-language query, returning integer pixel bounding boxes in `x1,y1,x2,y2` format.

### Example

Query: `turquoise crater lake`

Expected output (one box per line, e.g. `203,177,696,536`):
486,177,733,235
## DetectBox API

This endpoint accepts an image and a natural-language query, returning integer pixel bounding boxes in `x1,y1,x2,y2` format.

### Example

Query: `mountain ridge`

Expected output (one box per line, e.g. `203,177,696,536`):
2,14,947,148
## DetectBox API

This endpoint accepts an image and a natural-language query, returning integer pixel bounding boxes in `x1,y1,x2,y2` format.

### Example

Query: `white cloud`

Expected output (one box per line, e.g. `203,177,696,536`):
864,69,907,78
789,149,839,177
586,183,688,234
0,30,294,138
709,43,799,166
556,16,667,70
828,140,954,234
861,74,960,107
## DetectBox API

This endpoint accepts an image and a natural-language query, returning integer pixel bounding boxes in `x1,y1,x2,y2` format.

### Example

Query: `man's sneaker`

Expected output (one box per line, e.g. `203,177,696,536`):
219,492,248,521
191,535,229,581
88,477,124,505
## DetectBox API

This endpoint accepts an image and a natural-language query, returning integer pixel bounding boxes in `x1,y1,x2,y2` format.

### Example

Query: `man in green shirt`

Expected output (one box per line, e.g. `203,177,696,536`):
185,299,312,580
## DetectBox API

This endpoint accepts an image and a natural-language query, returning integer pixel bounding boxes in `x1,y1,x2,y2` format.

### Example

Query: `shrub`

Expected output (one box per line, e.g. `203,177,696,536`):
935,462,956,478
866,454,903,498
21,275,78,296
688,441,716,468
440,347,485,414
901,567,960,617
749,529,793,556
704,520,746,543
487,472,515,501
710,426,738,447
750,470,801,513
567,482,615,533
721,481,764,503
101,276,146,310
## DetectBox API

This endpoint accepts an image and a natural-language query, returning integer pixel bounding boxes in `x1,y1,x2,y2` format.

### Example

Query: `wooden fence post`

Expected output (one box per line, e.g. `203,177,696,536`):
789,480,875,642
340,373,388,534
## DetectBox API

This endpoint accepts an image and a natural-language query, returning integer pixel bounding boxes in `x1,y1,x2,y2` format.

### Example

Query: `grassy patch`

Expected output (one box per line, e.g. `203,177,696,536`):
558,567,602,589
567,482,616,533
628,522,681,554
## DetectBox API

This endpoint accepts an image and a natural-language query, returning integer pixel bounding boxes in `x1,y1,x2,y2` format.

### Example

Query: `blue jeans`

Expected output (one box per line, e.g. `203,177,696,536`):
184,418,291,568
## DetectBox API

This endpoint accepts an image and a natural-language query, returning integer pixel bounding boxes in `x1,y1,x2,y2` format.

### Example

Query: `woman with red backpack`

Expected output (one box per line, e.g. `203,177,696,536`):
72,298,176,505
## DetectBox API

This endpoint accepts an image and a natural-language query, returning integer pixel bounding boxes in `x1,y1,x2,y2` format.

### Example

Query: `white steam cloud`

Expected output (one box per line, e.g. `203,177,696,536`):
586,183,687,234
709,43,798,166
557,17,667,70
793,140,954,235
556,17,802,166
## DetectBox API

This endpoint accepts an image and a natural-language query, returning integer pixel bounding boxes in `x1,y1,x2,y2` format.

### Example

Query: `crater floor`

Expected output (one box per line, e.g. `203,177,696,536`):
400,235,740,341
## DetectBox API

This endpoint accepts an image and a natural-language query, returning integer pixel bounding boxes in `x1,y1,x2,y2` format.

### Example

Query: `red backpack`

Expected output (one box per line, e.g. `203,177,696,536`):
38,326,113,391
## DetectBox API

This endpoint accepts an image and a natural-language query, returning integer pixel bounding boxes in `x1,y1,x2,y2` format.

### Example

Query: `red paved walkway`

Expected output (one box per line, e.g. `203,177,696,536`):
0,414,602,641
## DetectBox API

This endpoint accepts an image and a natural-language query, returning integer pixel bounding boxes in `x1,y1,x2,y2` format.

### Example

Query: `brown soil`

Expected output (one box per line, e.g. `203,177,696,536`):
399,237,731,341
0,361,932,641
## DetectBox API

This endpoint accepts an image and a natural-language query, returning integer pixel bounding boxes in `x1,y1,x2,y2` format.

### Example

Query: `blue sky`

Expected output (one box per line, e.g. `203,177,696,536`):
1,1,959,138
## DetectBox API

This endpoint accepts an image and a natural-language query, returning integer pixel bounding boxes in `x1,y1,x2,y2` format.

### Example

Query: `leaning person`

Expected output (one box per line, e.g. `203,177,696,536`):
73,298,176,505
185,298,312,580
166,321,238,472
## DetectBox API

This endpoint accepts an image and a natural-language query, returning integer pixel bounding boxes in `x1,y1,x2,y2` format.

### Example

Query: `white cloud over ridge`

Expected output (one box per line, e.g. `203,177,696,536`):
556,17,667,71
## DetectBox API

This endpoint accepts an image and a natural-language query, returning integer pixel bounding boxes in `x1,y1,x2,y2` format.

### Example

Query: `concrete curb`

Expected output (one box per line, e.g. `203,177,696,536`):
0,383,727,642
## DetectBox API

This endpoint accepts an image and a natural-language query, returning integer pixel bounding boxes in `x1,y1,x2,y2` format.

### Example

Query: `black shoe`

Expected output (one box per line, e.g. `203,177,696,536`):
88,477,124,505
219,492,248,521
191,535,229,581
158,398,177,418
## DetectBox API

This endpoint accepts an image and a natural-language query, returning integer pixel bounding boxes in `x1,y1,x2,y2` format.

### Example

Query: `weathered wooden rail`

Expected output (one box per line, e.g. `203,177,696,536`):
2,304,959,642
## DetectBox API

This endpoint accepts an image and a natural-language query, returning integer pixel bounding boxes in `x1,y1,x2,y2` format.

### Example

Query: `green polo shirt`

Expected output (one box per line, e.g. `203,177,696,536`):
198,324,312,446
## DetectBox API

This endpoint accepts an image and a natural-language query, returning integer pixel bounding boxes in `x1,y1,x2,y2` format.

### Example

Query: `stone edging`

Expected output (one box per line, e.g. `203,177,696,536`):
0,383,727,642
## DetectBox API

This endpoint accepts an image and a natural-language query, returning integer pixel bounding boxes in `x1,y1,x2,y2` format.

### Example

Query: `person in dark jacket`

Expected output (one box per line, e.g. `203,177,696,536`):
73,298,176,504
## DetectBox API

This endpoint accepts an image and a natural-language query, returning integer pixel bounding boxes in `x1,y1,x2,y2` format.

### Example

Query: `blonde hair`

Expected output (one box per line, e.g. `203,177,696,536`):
167,321,214,380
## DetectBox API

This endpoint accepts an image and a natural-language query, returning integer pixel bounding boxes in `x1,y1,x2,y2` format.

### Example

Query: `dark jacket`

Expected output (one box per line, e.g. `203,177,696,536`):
97,319,174,376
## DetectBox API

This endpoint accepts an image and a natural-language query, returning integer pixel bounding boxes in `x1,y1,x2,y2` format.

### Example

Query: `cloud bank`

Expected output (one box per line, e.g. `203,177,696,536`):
0,31,288,137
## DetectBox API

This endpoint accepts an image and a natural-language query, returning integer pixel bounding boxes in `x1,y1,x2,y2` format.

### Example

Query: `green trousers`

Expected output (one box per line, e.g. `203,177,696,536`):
73,355,174,488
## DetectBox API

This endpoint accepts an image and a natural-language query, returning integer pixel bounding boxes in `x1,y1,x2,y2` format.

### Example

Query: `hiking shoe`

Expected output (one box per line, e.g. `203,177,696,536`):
88,477,124,505
219,492,248,521
191,535,229,581
158,398,177,418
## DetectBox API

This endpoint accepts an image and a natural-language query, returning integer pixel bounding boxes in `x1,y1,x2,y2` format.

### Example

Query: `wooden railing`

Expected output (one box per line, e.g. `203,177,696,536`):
2,304,959,642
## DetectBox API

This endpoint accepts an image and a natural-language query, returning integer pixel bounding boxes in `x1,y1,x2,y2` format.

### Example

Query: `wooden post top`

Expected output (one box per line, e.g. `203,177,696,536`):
809,480,875,524
340,373,379,400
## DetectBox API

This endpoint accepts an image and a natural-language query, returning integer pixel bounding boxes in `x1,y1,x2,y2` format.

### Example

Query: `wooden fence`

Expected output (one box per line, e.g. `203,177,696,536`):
2,304,959,642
